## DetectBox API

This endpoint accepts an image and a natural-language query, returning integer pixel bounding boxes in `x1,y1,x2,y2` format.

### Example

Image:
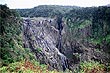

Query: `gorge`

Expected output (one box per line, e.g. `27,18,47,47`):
23,17,68,70
22,16,110,71
0,5,110,73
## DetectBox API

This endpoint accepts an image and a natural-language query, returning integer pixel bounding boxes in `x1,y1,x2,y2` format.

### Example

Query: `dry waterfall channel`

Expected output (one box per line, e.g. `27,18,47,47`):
22,17,68,70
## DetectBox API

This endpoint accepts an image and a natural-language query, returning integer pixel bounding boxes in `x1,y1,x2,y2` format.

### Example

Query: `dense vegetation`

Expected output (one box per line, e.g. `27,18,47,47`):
0,4,54,73
16,5,79,17
17,5,110,44
0,60,68,73
0,4,72,73
92,6,110,44
0,5,25,65
65,6,110,54
1,5,110,73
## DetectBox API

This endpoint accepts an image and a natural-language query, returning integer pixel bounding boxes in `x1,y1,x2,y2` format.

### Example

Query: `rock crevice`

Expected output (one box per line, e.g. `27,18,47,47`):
23,18,68,70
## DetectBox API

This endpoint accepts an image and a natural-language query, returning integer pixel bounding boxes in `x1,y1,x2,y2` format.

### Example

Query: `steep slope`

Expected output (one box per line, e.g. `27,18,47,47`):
23,17,68,70
1,5,110,72
0,5,37,67
22,17,110,71
20,6,110,71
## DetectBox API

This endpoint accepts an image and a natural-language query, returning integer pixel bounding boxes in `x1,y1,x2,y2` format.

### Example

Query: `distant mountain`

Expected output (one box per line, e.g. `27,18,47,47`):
16,5,80,17
106,4,110,7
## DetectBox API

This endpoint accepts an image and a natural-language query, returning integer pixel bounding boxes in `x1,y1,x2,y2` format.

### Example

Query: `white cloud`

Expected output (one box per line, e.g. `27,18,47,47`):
0,0,110,9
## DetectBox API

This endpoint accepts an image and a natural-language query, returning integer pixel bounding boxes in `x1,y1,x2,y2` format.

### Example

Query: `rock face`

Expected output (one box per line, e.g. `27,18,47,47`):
22,17,110,71
23,17,68,70
61,19,110,70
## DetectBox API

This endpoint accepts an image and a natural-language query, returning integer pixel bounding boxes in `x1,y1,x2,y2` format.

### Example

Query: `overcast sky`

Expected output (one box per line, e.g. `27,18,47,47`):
0,0,110,9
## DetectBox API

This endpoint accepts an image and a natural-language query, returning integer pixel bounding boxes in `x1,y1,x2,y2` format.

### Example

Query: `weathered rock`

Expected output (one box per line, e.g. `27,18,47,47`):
22,17,110,71
23,18,68,70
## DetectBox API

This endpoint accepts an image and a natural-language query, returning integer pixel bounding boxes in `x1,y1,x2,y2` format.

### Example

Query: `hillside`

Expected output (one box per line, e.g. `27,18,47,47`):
16,5,79,17
0,5,110,73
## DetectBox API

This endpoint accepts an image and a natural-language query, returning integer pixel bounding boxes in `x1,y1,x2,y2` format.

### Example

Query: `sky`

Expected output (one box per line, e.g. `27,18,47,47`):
0,0,110,9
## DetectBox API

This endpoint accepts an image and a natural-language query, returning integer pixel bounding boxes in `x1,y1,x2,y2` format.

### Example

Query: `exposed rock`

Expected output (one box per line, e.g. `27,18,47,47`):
22,17,110,71
23,18,68,71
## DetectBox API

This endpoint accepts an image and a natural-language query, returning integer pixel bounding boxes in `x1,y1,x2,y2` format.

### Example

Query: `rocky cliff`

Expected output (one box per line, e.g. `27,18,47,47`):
1,5,110,72
22,17,110,71
23,17,68,71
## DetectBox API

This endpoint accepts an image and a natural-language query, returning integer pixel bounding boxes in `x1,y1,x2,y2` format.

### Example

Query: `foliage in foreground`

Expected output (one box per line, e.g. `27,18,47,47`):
76,61,110,73
0,60,72,73
0,60,51,73
0,4,36,66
